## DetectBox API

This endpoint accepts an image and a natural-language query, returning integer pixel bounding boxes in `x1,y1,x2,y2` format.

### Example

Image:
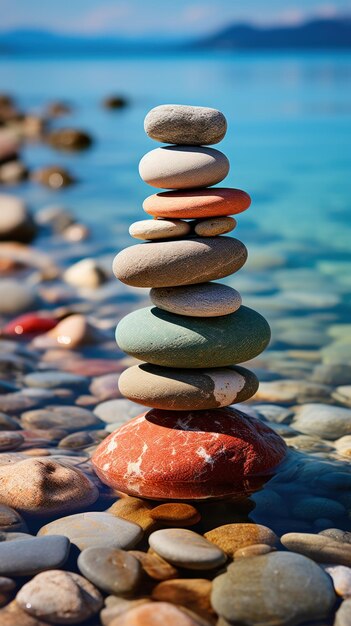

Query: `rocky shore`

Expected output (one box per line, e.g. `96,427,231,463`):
0,95,350,625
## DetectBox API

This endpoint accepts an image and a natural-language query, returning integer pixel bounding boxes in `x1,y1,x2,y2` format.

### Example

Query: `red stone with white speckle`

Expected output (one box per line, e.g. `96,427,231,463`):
92,407,287,500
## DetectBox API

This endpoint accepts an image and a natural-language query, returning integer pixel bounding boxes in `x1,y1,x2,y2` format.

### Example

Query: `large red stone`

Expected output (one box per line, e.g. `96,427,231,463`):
92,407,287,500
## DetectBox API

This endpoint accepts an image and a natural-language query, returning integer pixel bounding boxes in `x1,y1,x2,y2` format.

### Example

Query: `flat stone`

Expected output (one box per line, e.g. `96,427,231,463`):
150,282,241,317
292,404,351,440
149,528,226,570
21,405,102,432
92,407,286,500
150,503,200,527
23,371,87,389
129,550,178,580
47,127,92,150
204,523,277,558
139,146,229,189
3,313,57,337
118,364,258,410
116,305,270,368
253,380,332,404
312,364,351,386
151,578,214,620
144,104,227,145
16,570,103,624
107,601,206,626
0,414,19,431
194,216,236,237
335,599,351,625
0,458,98,516
0,504,27,532
113,237,247,288
90,373,121,400
129,218,191,240
211,552,336,626
31,165,75,189
108,497,155,532
0,280,37,315
38,511,143,551
234,543,276,558
281,532,351,565
320,529,351,544
0,431,24,451
33,313,101,350
0,535,69,576
78,547,141,595
143,187,251,219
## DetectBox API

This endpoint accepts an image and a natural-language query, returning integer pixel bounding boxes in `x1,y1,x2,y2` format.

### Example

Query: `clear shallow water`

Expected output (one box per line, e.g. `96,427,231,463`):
2,52,351,535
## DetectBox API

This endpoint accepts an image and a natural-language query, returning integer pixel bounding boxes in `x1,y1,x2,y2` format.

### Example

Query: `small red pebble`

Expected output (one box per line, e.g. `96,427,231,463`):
92,407,287,500
3,313,58,337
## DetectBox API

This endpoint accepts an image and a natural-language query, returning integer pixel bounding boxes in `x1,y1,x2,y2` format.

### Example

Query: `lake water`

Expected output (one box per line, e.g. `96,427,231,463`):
2,52,351,541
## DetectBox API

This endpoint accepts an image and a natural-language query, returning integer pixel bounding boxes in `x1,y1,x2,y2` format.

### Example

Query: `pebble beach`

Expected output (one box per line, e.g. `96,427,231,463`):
0,51,350,625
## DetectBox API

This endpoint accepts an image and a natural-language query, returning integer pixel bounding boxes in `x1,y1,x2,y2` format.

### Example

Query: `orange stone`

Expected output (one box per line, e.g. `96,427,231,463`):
150,503,201,527
143,188,251,219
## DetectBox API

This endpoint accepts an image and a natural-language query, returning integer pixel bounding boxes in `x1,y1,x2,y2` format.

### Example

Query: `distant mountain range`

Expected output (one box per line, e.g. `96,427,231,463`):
0,18,350,55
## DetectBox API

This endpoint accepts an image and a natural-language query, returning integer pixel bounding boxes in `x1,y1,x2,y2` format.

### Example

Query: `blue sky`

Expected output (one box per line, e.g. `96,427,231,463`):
0,0,349,37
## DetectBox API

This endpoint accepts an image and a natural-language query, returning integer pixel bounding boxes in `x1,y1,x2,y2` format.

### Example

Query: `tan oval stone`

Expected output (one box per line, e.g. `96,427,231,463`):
150,282,241,317
108,496,155,532
151,579,214,621
113,238,247,288
129,219,191,241
118,364,259,410
150,504,200,526
139,146,229,189
204,523,278,558
194,216,236,237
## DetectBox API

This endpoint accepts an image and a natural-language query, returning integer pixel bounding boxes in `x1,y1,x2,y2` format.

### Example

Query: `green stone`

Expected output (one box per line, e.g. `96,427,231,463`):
116,306,270,368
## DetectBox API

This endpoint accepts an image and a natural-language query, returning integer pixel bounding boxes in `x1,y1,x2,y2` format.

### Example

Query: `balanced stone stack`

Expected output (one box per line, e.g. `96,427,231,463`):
93,105,286,500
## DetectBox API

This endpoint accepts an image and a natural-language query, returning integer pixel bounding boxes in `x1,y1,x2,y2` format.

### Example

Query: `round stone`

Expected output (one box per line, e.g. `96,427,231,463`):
204,523,277,558
108,497,155,532
143,187,251,219
151,578,214,620
0,504,27,533
116,305,270,368
78,547,141,596
0,195,36,243
0,535,70,576
92,407,287,500
0,432,24,452
150,282,241,317
139,146,229,190
144,104,227,145
63,258,107,289
0,458,98,516
0,280,37,315
38,511,143,551
281,532,351,566
129,219,191,240
113,237,247,288
16,570,103,624
211,552,336,626
194,216,236,237
335,600,351,626
149,528,226,570
118,364,259,410
129,550,178,580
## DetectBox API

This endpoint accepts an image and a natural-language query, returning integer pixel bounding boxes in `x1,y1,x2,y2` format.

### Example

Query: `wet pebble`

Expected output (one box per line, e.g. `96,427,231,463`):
78,547,141,596
21,405,102,432
211,552,336,626
149,528,227,570
253,380,332,404
16,570,103,624
204,523,277,558
38,511,143,551
293,404,351,440
23,371,87,389
281,532,351,565
151,578,214,621
0,535,69,576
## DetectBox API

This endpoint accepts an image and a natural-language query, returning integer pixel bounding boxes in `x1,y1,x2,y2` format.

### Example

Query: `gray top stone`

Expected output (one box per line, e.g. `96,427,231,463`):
144,104,227,145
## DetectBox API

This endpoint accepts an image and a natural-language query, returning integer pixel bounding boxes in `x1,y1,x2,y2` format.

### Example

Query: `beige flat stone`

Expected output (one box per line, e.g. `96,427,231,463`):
129,219,190,240
150,282,241,317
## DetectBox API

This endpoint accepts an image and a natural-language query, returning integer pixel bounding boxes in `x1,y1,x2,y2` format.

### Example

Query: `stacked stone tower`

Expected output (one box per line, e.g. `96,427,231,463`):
93,105,286,500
